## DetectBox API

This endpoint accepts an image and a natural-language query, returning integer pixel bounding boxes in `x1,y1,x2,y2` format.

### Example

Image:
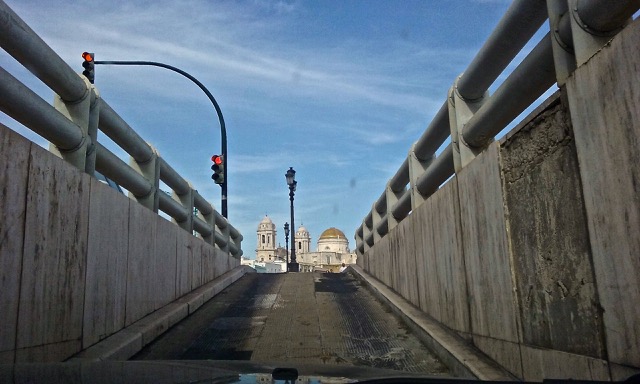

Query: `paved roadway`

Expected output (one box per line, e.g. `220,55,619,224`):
133,271,451,376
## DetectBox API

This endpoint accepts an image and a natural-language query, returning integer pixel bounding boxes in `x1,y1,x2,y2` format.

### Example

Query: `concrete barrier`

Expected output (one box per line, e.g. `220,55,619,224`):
0,125,244,363
358,17,640,381
69,266,254,361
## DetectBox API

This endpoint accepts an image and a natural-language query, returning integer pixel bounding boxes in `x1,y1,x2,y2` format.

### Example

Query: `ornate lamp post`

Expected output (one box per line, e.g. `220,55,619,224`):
285,167,299,272
284,222,290,265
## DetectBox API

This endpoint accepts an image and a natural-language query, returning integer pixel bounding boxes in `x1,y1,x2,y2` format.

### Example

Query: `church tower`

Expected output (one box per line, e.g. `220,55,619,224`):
295,225,311,254
256,216,277,262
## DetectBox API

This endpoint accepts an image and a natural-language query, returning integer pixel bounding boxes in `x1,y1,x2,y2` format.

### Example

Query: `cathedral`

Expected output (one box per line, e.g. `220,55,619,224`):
254,216,357,272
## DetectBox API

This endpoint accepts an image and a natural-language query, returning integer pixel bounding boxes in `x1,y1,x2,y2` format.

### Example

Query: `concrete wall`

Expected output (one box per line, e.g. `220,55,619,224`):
0,123,241,363
359,18,640,381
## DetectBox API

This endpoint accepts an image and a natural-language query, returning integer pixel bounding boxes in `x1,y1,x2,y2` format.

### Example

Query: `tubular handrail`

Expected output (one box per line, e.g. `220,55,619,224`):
456,0,549,101
415,144,455,197
159,192,190,222
95,143,153,197
391,189,412,221
194,191,214,215
356,0,640,256
214,210,228,230
576,0,640,33
98,102,155,164
462,34,555,148
413,101,450,160
0,0,242,256
159,158,190,196
374,191,387,214
193,216,212,236
0,0,86,103
0,66,84,150
388,160,409,193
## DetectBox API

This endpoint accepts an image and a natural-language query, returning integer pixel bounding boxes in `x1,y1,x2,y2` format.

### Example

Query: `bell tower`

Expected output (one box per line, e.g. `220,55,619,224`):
295,225,311,254
256,216,277,262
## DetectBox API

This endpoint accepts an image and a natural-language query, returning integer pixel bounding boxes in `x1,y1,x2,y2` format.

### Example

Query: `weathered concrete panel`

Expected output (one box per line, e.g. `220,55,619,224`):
457,143,520,343
389,235,398,292
473,334,522,379
83,179,130,348
359,247,367,270
212,248,226,280
377,234,392,288
413,192,442,323
363,246,374,278
190,236,203,290
418,179,469,334
176,229,194,297
609,363,640,381
567,18,640,366
155,217,177,309
17,145,89,360
369,235,382,283
389,218,417,304
15,340,81,363
500,93,605,358
125,202,157,326
0,125,30,362
519,345,609,382
202,243,215,283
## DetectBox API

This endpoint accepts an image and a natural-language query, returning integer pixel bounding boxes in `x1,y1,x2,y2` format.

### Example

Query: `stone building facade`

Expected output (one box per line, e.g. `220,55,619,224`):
254,217,356,272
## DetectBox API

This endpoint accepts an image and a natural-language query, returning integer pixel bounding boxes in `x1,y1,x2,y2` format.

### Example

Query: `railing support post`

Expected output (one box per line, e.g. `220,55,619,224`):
567,0,626,67
216,215,231,254
448,81,490,173
385,182,403,231
84,88,100,176
408,143,433,211
355,229,364,258
130,145,160,212
362,221,371,253
371,203,383,243
547,0,576,85
173,183,194,233
50,74,91,170
202,208,216,247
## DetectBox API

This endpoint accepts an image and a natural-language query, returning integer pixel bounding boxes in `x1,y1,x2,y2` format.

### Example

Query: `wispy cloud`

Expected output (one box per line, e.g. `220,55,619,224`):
2,0,518,258
10,0,467,116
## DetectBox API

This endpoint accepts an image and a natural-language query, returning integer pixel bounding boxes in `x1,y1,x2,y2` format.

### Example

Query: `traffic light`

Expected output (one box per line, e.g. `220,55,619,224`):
82,52,95,84
211,155,224,185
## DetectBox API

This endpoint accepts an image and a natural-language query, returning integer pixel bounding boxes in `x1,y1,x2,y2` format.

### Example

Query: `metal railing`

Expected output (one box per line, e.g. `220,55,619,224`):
0,0,242,257
354,0,639,256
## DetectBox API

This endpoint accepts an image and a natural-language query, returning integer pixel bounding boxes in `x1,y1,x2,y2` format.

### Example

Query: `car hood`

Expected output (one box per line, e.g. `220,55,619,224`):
0,360,450,384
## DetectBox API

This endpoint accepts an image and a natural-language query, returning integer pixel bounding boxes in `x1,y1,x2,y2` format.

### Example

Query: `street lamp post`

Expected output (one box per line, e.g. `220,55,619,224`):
284,222,290,265
285,167,299,272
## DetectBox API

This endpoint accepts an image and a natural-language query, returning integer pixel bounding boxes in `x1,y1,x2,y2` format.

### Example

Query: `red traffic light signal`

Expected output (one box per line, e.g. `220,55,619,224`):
211,155,224,185
82,52,95,84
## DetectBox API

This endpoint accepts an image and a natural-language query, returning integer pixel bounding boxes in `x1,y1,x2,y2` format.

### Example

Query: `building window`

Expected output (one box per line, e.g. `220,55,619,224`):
262,235,265,243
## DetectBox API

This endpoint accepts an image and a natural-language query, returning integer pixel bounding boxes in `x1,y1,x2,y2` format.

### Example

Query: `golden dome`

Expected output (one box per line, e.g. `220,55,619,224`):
319,227,346,240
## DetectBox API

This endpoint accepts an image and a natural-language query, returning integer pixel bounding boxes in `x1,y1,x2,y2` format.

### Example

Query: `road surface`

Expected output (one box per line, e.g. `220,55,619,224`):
133,271,451,376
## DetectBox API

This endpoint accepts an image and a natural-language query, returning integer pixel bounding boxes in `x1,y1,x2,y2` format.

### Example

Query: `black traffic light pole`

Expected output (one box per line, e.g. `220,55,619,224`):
93,60,228,219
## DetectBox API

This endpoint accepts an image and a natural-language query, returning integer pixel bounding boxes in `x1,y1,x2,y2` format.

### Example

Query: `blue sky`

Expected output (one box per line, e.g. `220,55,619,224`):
1,0,550,258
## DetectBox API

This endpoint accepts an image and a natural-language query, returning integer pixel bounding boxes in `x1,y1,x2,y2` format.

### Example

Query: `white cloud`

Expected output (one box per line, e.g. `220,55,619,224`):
2,0,522,259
